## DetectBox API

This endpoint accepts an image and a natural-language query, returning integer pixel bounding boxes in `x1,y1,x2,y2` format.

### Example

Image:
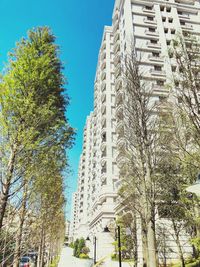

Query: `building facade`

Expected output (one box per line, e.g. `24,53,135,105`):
71,0,200,264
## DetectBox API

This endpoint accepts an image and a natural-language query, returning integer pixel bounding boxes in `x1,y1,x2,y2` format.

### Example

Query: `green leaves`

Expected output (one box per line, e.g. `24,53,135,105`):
0,26,75,261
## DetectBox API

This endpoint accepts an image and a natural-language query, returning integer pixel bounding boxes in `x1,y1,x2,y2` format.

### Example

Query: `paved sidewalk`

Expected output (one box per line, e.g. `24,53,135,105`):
58,247,93,267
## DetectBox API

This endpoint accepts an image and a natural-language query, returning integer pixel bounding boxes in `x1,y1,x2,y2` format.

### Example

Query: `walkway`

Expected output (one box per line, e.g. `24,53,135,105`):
58,247,93,267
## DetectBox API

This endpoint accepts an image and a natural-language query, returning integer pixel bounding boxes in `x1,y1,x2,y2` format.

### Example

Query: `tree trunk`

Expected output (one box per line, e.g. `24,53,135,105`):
147,218,158,267
133,213,138,267
0,145,17,229
37,227,45,267
172,220,185,267
141,219,149,267
13,185,27,267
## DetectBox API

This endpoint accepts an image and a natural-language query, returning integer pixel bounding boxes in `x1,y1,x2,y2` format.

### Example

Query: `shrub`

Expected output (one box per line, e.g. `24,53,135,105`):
76,238,85,258
79,253,89,259
73,239,79,257
111,253,117,260
69,242,74,248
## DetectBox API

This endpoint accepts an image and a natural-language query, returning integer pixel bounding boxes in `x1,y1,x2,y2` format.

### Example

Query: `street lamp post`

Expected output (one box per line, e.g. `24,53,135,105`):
117,225,122,267
86,235,97,265
103,224,122,267
94,236,97,265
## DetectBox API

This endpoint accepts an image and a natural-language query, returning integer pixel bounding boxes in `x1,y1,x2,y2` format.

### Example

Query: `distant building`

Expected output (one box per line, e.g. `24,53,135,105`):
69,192,78,242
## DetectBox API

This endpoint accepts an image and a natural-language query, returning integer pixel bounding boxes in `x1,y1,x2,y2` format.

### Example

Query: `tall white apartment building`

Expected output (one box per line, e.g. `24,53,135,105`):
71,0,200,263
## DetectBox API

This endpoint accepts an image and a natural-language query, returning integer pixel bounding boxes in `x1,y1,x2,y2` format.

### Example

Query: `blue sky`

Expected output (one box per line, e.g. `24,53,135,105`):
0,0,115,219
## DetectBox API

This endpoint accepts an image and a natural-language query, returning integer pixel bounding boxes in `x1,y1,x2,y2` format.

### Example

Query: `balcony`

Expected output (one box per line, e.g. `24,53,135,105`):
101,114,106,126
101,82,106,92
101,173,107,184
114,65,121,79
146,41,161,49
116,104,123,120
117,137,126,149
113,10,119,24
101,103,106,114
116,91,123,106
101,141,106,151
101,92,106,103
101,166,107,174
152,84,168,96
142,6,155,14
101,51,106,61
143,17,157,25
145,29,159,37
116,153,127,167
176,0,195,4
150,68,166,77
114,42,120,54
113,22,119,33
178,13,190,20
113,30,120,43
101,71,106,81
148,54,164,63
114,54,120,66
181,24,193,31
101,40,106,50
101,61,106,71
115,78,122,91
116,120,124,134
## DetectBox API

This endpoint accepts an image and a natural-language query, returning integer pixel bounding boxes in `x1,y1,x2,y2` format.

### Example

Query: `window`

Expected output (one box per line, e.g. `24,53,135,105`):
149,27,156,32
154,65,162,71
180,21,185,25
171,29,176,34
172,66,176,72
160,6,164,11
157,80,164,86
162,17,166,22
147,16,154,21
152,52,160,57
178,10,183,15
166,40,171,45
150,39,157,44
164,28,168,33
145,6,153,10
169,18,173,23
166,7,171,12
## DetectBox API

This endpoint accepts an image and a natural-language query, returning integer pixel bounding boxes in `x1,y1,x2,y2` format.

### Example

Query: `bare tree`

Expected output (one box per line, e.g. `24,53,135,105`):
116,51,159,267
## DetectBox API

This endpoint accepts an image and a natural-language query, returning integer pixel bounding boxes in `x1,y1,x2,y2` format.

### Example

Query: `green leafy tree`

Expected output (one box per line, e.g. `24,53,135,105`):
0,26,75,266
